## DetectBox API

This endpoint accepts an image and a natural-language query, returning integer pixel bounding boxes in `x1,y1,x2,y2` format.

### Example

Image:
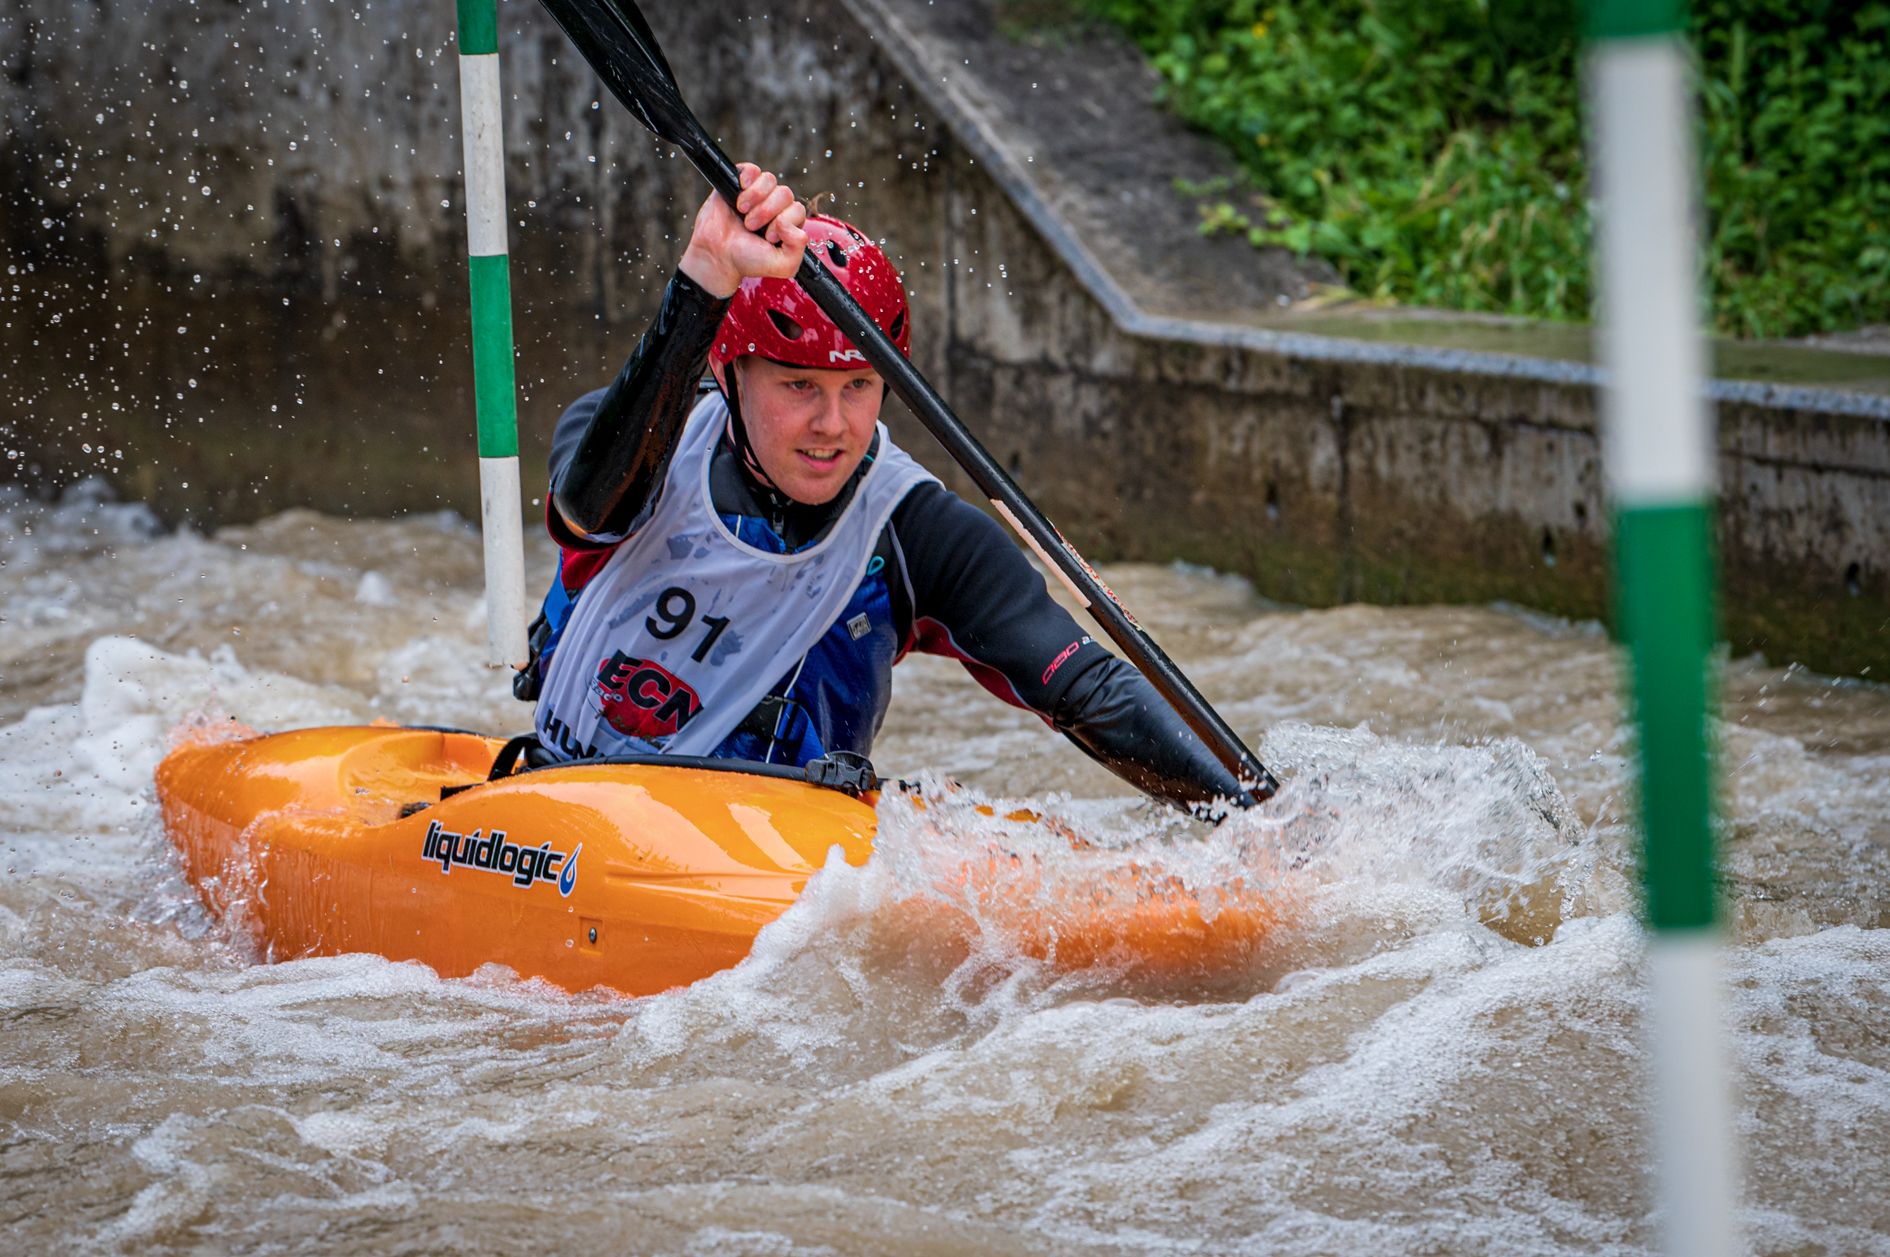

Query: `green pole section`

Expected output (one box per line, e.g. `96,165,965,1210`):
468,254,520,459
1585,0,1688,40
457,0,498,54
1616,503,1717,929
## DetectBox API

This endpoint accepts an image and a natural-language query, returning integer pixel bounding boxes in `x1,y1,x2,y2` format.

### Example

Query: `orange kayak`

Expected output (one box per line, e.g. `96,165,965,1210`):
155,727,1283,996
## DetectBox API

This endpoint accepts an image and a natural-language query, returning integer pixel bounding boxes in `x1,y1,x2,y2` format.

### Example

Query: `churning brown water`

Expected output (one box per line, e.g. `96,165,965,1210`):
3,484,1887,1255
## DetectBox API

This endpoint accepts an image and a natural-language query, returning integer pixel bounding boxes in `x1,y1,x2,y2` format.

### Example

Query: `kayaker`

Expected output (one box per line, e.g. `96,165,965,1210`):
520,163,1254,813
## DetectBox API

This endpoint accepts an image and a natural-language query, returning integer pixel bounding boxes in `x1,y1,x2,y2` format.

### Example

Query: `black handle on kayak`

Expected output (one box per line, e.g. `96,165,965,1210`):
532,0,1278,802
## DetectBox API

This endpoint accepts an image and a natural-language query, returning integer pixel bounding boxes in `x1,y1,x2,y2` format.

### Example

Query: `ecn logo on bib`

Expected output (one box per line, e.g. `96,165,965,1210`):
590,651,702,741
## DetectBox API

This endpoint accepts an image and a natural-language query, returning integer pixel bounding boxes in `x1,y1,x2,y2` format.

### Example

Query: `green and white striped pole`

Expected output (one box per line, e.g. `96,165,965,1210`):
1584,2,1740,1253
456,0,529,668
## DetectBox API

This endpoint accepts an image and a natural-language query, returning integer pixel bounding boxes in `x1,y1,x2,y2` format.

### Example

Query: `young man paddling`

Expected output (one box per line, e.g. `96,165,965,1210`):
521,163,1253,813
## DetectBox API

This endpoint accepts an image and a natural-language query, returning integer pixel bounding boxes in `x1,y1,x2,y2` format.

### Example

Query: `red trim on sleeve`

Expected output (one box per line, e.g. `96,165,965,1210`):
904,616,1051,724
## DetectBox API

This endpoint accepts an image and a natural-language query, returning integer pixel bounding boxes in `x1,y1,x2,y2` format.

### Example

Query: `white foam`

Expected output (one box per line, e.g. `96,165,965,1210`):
0,477,164,571
353,569,397,605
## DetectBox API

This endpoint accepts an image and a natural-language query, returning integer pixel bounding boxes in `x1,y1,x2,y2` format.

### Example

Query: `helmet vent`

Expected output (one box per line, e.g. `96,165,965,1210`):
766,310,804,341
825,239,849,268
889,310,906,339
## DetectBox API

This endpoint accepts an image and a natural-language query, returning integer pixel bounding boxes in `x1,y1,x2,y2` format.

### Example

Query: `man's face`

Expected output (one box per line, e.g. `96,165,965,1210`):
731,358,885,505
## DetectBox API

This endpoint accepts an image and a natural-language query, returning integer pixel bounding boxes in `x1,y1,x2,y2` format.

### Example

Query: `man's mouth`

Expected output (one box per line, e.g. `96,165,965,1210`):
799,448,843,467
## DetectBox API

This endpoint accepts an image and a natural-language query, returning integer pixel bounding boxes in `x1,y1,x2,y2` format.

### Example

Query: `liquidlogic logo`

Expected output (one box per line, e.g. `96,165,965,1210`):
421,820,582,897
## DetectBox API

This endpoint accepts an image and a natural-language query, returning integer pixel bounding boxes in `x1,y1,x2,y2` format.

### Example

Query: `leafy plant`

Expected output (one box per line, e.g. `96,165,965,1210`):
1080,0,1890,337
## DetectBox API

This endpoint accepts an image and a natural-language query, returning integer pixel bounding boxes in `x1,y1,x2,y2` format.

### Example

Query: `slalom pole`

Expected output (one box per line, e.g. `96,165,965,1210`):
1583,3,1740,1253
455,0,529,668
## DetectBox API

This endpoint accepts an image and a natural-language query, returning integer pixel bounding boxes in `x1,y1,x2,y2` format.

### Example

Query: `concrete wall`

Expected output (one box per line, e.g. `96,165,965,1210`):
2,0,1884,676
938,172,1890,675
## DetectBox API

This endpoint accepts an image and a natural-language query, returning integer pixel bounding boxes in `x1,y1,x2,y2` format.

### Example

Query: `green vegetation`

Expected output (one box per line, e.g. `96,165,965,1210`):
1075,0,1890,338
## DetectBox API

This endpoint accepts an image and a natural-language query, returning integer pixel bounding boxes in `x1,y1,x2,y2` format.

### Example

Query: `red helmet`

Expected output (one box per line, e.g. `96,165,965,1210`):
710,215,909,376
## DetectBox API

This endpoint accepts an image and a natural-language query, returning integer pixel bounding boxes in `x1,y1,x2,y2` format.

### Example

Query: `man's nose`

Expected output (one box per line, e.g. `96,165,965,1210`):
810,390,846,431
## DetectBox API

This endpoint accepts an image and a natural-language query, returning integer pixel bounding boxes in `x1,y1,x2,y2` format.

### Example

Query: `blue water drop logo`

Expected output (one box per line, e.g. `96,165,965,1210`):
558,843,583,897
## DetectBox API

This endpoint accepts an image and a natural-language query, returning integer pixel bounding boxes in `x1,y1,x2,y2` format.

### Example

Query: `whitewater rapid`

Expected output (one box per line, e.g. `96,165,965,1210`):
2,482,1887,1254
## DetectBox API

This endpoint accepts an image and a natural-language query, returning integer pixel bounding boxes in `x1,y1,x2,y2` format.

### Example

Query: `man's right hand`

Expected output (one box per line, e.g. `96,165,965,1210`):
679,162,808,298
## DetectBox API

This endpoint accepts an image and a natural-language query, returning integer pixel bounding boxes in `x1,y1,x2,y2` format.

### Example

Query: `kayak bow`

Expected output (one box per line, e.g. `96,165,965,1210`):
156,726,876,995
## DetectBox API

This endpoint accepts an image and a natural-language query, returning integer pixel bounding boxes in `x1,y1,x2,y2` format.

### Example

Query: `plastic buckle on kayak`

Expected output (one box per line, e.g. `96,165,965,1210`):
803,751,877,797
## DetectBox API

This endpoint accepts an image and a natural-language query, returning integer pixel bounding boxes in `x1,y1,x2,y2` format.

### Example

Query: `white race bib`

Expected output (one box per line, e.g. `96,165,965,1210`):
535,392,935,758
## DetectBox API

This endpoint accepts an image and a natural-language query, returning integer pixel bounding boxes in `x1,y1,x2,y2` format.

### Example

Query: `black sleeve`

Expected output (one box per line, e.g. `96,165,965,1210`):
893,483,1252,815
548,270,729,545
1050,657,1256,816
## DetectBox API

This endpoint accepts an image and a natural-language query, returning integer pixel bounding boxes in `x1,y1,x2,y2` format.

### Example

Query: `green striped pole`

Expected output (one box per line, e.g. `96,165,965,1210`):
456,0,529,667
1584,2,1740,1253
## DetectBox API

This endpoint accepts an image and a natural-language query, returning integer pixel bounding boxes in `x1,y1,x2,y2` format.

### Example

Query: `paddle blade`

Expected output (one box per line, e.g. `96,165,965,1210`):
600,0,673,82
534,0,699,150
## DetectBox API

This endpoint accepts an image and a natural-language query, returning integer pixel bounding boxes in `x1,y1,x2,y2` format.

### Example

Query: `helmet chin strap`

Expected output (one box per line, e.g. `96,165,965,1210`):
714,366,784,495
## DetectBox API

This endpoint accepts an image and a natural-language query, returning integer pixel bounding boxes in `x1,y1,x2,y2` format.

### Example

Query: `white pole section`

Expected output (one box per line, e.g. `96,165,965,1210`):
456,0,529,668
1584,3,1741,1254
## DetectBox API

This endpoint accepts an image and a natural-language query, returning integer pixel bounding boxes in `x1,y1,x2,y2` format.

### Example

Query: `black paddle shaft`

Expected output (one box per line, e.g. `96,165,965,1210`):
532,0,1278,801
